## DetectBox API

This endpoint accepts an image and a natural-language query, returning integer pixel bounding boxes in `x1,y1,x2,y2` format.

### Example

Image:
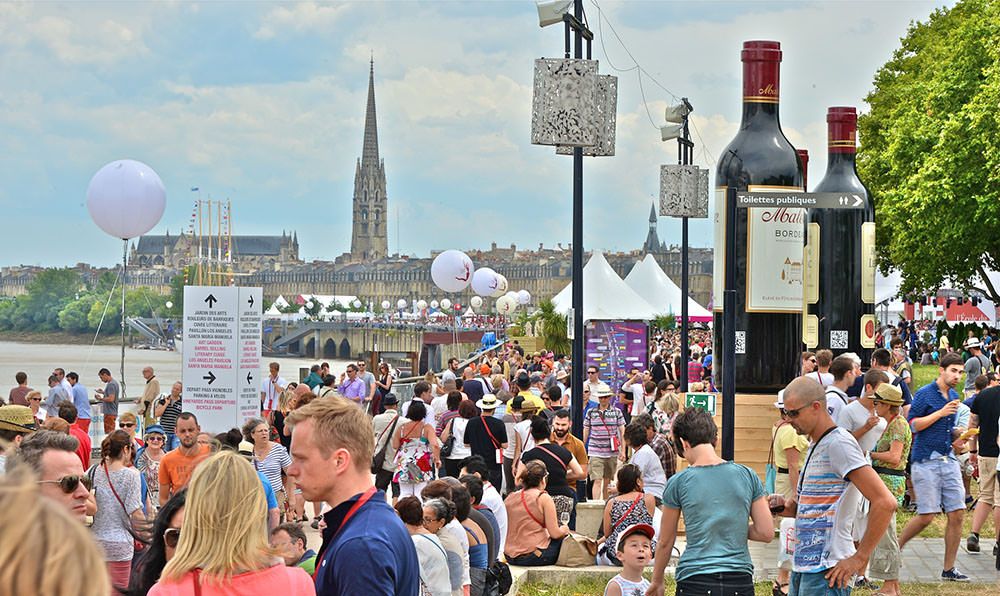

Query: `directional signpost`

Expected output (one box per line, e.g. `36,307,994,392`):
736,191,866,209
182,286,262,432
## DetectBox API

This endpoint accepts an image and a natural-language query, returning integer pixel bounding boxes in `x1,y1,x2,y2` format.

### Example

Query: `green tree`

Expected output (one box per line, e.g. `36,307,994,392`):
58,294,98,333
652,314,676,332
535,298,570,356
858,0,1000,301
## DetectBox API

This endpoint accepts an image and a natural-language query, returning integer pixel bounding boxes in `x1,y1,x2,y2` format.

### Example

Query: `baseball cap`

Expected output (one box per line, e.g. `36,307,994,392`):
0,405,36,433
617,523,655,550
144,424,166,437
479,364,492,375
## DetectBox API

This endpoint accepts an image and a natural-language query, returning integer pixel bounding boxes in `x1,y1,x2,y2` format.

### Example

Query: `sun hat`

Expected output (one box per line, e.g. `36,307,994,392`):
965,338,982,350
237,440,254,456
592,383,614,398
143,424,166,437
479,364,492,375
476,394,500,410
873,382,904,406
773,389,785,410
556,369,569,380
0,405,36,433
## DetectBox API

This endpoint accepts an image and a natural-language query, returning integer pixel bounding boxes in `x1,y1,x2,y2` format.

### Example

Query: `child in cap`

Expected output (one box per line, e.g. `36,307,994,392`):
604,523,653,596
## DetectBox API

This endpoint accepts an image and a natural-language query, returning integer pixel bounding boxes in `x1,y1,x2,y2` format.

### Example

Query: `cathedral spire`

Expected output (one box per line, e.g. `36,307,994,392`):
361,56,379,168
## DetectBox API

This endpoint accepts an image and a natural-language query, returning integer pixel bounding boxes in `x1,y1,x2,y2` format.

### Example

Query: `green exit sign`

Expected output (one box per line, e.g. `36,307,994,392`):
685,393,717,416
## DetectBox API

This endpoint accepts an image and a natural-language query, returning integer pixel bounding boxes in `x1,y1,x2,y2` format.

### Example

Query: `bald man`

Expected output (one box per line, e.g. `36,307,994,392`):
138,366,160,428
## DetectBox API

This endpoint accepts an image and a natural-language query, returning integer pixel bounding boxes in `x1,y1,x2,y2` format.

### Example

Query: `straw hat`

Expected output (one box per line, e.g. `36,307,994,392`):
873,383,904,406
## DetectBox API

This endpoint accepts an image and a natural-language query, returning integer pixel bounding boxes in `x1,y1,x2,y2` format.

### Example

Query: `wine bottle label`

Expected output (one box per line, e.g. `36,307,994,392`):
860,314,878,348
805,223,820,304
712,187,727,312
861,222,876,303
746,186,805,313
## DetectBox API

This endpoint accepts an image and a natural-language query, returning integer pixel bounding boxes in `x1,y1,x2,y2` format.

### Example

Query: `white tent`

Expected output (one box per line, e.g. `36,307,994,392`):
624,254,712,321
551,251,659,320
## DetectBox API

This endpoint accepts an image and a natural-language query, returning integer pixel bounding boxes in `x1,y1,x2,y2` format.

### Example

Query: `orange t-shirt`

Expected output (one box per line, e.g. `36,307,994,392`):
158,444,211,495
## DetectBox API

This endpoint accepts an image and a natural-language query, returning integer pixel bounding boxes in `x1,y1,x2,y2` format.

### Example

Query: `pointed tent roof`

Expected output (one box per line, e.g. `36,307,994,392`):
551,251,659,320
624,254,712,321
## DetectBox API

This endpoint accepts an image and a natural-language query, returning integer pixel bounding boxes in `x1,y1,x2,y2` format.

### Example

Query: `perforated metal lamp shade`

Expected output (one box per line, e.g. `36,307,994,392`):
530,58,599,147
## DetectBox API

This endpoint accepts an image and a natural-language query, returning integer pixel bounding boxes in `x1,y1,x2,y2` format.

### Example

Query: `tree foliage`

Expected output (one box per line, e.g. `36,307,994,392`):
535,298,571,356
858,0,1000,301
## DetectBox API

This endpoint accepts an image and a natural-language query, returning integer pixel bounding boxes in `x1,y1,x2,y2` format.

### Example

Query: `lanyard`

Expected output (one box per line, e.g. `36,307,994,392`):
312,486,377,581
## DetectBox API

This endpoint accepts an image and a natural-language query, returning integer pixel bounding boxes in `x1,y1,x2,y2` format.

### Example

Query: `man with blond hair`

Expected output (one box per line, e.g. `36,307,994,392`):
286,398,418,596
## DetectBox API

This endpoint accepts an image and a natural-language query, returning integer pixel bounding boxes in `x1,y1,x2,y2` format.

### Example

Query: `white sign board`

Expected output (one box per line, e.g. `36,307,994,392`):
182,286,262,433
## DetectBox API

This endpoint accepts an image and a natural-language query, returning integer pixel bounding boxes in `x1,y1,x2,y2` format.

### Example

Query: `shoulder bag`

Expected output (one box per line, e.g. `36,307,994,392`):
371,414,400,474
765,422,786,494
103,464,145,552
440,419,457,458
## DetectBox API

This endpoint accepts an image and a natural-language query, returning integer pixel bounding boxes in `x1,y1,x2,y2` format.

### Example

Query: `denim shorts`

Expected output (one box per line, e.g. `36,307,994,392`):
789,570,852,596
674,572,753,596
911,456,965,515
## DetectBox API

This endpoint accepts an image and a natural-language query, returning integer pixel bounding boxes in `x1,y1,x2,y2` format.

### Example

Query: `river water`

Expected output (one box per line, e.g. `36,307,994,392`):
0,340,353,403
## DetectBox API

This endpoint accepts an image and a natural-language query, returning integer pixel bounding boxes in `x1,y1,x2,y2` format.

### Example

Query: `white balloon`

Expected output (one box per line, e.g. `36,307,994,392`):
440,298,452,310
491,275,509,298
352,299,361,308
165,301,173,309
417,300,427,310
517,290,531,305
86,159,166,240
470,296,483,309
430,250,474,293
470,267,499,296
306,301,314,309
430,300,439,309
381,300,390,310
397,299,408,309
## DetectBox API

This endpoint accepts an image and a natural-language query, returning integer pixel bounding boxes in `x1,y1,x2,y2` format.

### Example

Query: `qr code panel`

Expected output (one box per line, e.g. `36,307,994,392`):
735,330,746,354
830,330,848,349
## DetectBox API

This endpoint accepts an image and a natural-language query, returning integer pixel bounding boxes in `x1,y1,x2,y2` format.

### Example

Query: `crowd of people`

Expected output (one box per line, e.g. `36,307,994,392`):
2,324,999,596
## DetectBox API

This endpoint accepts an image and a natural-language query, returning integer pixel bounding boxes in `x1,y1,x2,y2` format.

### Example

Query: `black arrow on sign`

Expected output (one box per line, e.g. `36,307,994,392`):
247,295,254,308
247,371,254,384
204,294,218,308
203,371,216,384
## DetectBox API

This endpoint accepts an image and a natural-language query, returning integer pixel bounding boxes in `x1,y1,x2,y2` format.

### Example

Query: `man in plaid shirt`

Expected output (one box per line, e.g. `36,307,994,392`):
633,413,676,481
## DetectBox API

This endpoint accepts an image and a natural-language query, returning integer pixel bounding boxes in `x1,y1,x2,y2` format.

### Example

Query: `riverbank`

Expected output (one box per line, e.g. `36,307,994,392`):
0,330,122,346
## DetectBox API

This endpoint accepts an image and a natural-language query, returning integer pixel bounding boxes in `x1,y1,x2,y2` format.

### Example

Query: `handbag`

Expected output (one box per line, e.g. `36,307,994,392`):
371,414,400,474
765,422,783,494
484,559,512,596
440,419,456,458
556,532,598,567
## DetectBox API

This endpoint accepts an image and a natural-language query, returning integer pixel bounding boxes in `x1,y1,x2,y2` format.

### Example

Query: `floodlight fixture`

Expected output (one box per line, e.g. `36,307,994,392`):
537,0,573,27
661,123,683,141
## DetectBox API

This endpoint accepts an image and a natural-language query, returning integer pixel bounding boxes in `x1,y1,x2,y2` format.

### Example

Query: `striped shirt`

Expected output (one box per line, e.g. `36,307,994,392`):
252,442,292,494
159,399,182,433
584,406,625,457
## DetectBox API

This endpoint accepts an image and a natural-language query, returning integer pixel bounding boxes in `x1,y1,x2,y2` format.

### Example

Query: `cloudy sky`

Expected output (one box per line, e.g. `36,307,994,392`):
0,0,947,268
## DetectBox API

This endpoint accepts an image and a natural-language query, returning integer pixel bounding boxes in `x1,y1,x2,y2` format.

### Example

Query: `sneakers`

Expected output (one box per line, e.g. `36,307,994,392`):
941,567,970,582
967,533,981,553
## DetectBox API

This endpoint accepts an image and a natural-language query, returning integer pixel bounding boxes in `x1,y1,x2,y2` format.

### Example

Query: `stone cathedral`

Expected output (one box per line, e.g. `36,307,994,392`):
350,59,389,261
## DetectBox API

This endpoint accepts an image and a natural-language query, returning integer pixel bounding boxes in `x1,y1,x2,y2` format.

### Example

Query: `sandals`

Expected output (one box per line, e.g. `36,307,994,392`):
772,581,788,596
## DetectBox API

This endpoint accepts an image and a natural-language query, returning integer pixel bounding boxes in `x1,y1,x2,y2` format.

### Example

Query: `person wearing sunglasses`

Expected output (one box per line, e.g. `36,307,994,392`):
9,429,91,521
92,429,146,591
769,392,809,596
126,488,186,596
768,377,897,595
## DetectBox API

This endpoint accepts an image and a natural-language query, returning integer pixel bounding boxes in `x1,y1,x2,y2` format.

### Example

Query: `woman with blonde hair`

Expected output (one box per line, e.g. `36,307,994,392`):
0,470,110,596
650,387,681,441
148,451,315,595
92,429,145,591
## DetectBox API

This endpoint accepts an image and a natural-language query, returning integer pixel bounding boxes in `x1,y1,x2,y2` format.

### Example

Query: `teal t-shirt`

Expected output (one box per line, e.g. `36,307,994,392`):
661,461,765,581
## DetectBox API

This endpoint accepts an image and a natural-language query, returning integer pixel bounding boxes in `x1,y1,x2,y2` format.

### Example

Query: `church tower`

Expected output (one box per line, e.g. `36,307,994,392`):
350,58,388,261
642,202,663,253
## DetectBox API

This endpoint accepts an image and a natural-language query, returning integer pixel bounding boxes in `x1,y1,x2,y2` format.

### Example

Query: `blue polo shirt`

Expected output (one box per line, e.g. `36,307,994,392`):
315,489,418,596
908,381,959,463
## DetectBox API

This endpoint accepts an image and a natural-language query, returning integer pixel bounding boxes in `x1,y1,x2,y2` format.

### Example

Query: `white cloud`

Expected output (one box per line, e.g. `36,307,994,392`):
254,1,351,40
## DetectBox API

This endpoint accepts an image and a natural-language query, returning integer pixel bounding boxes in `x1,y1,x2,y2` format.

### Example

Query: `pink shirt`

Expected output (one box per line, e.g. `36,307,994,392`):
149,564,315,596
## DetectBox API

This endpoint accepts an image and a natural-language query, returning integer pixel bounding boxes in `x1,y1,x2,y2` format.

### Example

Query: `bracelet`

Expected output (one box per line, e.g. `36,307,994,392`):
970,450,978,454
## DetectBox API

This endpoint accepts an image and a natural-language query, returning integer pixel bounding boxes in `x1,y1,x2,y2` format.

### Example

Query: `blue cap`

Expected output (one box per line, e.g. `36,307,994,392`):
144,424,166,436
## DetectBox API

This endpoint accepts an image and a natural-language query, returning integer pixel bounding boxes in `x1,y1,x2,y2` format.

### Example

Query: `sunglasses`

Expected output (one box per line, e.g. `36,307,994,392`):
146,435,164,442
38,474,90,494
28,397,42,402
120,423,136,428
781,402,814,418
164,527,181,548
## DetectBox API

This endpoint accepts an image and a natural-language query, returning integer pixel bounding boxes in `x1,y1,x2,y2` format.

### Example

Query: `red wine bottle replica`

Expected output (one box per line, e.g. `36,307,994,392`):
714,40,805,392
804,107,876,359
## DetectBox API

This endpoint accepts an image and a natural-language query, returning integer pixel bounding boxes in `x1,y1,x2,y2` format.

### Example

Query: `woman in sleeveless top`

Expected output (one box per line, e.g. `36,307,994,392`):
393,399,441,499
370,362,393,416
502,460,569,566
598,464,657,566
